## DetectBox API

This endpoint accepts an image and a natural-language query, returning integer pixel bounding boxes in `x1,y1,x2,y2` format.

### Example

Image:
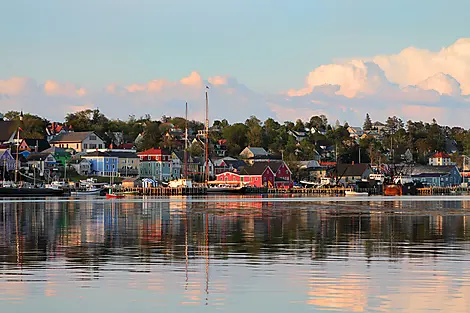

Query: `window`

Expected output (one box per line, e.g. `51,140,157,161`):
148,156,151,160
84,144,88,149
90,135,97,140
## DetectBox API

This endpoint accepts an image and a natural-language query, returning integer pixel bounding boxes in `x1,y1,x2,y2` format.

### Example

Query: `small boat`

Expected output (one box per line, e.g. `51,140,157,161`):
206,181,247,194
345,190,369,196
168,179,193,188
106,193,124,199
0,187,65,197
71,187,102,196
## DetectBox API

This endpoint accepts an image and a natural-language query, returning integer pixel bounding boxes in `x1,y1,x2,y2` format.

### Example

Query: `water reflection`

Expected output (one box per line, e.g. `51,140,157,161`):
1,197,470,312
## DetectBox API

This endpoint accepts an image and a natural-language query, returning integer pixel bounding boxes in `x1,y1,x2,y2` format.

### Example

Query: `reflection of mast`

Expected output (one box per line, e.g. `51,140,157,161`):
205,213,209,305
184,102,189,179
185,213,189,290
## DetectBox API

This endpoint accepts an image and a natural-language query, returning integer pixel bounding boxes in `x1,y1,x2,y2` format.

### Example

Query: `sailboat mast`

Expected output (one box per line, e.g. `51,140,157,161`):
15,128,20,183
205,87,209,183
184,102,188,179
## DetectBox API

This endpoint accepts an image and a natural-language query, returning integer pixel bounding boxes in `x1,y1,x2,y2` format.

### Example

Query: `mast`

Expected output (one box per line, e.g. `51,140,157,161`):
184,102,188,179
14,127,20,184
205,86,209,183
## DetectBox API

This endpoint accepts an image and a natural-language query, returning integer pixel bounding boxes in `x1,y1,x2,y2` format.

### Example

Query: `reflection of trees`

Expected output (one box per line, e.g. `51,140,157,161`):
1,201,470,271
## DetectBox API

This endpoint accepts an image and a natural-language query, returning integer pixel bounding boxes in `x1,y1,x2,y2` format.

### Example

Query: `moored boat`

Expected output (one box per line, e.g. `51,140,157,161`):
345,190,369,196
0,187,65,196
206,181,247,194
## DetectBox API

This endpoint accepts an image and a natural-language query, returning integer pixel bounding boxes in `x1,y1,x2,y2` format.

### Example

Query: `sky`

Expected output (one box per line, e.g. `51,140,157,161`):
1,0,470,126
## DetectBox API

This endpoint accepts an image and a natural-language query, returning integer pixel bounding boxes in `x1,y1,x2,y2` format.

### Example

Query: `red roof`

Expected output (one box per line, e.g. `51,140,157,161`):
432,152,451,158
320,161,337,167
138,148,170,156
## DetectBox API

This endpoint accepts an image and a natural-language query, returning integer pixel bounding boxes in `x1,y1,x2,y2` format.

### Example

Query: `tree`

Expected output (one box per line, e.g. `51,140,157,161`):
308,115,328,132
363,113,372,131
5,111,47,139
222,123,248,155
138,121,162,151
245,116,263,147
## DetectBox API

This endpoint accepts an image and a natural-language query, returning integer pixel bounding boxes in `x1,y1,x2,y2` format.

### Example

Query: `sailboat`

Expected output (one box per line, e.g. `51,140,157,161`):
106,168,124,199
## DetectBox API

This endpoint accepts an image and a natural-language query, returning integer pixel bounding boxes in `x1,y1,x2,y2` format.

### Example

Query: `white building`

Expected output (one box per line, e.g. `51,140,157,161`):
429,152,454,166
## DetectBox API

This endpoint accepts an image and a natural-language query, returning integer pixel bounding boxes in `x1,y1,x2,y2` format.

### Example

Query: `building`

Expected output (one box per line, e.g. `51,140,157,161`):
332,163,373,185
411,165,461,187
42,146,72,166
429,152,454,166
213,139,227,157
0,120,19,144
347,127,364,141
138,148,171,181
216,164,276,188
239,147,269,160
213,157,246,175
69,157,92,176
26,153,57,172
171,151,200,179
108,151,139,177
49,131,105,152
0,149,16,172
251,161,293,188
288,130,308,142
81,151,118,177
18,139,51,152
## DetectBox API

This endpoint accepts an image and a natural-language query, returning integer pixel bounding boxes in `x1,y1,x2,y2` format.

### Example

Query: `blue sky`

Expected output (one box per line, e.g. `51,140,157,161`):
2,0,469,92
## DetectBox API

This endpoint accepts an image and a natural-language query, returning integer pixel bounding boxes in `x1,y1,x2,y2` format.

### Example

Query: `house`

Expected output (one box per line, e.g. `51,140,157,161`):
19,139,51,152
213,157,246,175
45,122,72,141
411,165,461,187
372,121,387,133
42,146,72,166
49,131,105,152
0,120,19,144
213,139,227,157
107,150,139,177
26,153,57,171
347,127,364,141
288,130,308,142
251,161,293,188
216,164,276,188
81,151,118,177
239,147,269,160
122,177,141,188
429,152,454,166
332,163,373,185
138,148,171,181
171,151,200,179
69,157,92,176
0,149,16,172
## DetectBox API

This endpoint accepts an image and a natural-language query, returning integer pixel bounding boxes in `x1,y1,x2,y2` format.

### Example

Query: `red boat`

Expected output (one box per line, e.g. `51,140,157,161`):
106,193,124,199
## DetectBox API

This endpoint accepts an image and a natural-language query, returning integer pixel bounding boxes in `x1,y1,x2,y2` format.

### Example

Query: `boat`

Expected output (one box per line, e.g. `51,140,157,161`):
169,179,193,188
106,193,124,199
0,187,66,196
345,190,369,196
206,181,247,194
71,187,102,195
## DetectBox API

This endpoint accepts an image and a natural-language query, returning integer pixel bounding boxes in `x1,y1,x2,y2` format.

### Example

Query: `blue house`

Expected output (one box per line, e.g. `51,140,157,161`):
82,151,118,177
411,165,462,187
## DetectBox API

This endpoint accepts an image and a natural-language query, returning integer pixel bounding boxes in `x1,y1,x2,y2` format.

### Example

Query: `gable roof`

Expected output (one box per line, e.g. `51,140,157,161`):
431,152,451,159
42,146,71,156
240,147,268,157
138,148,170,156
50,131,95,143
411,165,458,176
335,163,371,177
240,163,273,176
22,139,51,152
0,120,18,142
108,151,139,158
82,151,111,157
26,153,55,162
250,161,288,173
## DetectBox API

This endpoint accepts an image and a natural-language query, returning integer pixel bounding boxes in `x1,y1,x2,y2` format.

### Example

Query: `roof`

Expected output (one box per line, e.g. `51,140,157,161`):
410,165,458,176
335,163,371,177
138,148,170,156
26,153,54,162
108,151,138,158
0,120,18,142
50,131,95,143
42,146,71,156
22,139,50,152
82,151,112,157
250,161,287,173
431,152,451,159
240,147,268,157
240,163,272,176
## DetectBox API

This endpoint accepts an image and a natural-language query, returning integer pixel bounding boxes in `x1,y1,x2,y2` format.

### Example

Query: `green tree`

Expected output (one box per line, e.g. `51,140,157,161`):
363,113,372,131
245,116,263,147
138,121,162,151
5,111,47,139
222,123,248,155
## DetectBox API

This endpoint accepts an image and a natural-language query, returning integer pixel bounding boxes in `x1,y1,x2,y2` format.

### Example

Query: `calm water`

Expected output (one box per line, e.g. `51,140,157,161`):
2,195,470,312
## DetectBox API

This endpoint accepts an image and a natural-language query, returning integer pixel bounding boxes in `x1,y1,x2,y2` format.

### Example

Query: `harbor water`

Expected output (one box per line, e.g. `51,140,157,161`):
1,195,470,312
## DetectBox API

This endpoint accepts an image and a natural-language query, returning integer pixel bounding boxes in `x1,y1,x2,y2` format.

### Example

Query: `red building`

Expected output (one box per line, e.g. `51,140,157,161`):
216,163,275,188
252,161,293,188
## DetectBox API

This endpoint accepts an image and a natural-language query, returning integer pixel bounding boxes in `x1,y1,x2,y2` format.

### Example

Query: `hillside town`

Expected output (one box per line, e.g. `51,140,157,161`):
0,109,468,190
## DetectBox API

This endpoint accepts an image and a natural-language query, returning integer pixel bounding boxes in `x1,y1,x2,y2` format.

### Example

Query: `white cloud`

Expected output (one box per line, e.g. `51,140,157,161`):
2,38,470,126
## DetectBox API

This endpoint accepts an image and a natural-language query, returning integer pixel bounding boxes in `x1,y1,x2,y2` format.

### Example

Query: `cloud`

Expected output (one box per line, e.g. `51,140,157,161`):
2,38,470,126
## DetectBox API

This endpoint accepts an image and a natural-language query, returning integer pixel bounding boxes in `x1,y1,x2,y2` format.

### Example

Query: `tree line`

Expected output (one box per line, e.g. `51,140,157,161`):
3,109,470,166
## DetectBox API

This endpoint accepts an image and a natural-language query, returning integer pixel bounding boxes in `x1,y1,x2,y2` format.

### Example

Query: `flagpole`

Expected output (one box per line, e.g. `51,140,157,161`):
15,128,20,184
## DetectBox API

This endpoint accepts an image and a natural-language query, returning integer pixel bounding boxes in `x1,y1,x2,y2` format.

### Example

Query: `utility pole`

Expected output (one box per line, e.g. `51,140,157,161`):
205,87,209,183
